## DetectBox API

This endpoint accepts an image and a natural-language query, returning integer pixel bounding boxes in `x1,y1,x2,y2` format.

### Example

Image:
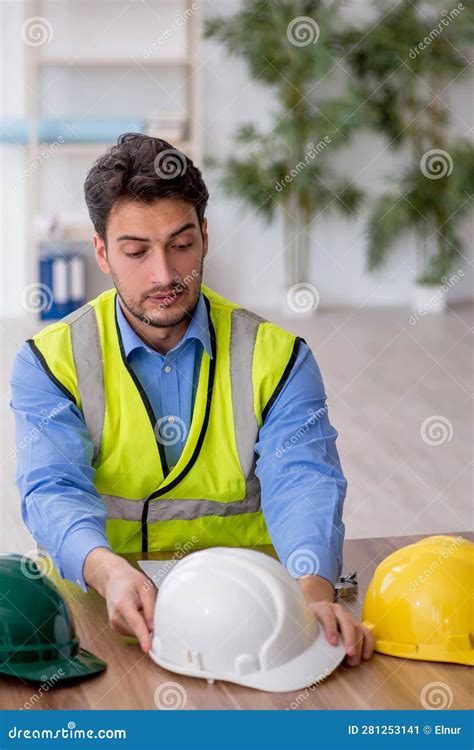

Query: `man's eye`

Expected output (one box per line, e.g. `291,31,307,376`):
173,242,193,250
125,251,146,258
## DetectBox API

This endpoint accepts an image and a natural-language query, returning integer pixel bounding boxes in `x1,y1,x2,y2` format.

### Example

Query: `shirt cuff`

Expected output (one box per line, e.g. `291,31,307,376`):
284,543,341,588
59,526,111,591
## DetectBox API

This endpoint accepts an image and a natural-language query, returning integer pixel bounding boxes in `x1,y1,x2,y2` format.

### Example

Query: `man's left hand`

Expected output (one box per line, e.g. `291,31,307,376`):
297,574,374,667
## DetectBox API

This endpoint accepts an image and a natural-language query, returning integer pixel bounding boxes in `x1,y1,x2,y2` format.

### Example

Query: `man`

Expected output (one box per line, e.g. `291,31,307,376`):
10,134,373,668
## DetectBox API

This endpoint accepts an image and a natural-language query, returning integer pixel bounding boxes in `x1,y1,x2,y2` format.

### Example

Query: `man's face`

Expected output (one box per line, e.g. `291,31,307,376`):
94,197,208,328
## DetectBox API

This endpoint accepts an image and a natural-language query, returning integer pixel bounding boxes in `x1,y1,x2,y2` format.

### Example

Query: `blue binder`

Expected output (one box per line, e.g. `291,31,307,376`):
39,243,86,320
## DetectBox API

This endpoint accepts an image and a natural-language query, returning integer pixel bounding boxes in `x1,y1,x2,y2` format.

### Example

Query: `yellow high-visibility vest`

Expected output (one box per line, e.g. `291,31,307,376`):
29,285,302,554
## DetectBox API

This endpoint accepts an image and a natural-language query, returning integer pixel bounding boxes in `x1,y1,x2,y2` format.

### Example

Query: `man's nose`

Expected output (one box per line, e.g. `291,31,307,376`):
146,247,177,288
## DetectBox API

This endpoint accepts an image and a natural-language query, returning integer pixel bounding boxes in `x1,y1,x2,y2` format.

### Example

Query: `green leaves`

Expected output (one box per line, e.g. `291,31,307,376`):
205,0,363,236
341,0,473,283
217,156,280,222
366,191,414,271
205,0,473,285
366,142,474,279
205,1,336,90
339,0,472,147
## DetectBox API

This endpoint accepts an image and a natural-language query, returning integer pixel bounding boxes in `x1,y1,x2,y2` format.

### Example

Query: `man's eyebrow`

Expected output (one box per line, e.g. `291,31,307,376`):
167,222,197,240
116,223,197,244
116,234,149,242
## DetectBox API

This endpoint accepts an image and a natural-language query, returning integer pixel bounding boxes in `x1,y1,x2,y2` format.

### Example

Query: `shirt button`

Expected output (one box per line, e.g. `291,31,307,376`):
167,416,175,423
164,365,172,373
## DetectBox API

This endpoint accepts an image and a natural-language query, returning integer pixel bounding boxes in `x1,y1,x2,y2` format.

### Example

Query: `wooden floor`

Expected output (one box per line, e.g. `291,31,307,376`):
1,301,471,555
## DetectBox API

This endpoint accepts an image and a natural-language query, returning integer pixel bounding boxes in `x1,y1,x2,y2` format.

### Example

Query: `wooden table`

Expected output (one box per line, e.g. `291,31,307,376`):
1,533,471,710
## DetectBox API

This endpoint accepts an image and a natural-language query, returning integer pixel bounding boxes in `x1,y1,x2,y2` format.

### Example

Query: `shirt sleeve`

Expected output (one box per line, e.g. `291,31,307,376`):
254,341,347,587
9,342,111,590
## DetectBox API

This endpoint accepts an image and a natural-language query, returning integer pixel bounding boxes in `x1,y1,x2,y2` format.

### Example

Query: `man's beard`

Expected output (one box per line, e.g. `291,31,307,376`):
113,264,203,329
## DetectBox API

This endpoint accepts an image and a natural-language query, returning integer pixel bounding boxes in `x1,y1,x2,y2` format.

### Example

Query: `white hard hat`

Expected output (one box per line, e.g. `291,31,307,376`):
150,547,345,692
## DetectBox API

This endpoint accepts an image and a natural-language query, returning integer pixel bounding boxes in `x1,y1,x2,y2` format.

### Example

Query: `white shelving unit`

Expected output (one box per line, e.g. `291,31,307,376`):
16,0,203,314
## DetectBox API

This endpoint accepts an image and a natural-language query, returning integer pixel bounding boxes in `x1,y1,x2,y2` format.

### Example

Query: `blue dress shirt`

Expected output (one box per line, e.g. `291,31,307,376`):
10,290,347,590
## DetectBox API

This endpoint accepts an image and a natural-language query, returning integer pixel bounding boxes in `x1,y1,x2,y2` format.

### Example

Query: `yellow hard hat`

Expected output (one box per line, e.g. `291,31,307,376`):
362,535,473,666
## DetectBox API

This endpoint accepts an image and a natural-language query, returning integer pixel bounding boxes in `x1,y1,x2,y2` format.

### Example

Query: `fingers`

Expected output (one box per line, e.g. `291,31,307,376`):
361,625,374,660
309,602,375,667
107,576,157,653
109,585,156,652
124,606,153,653
309,602,339,646
332,607,374,666
139,581,158,631
111,606,152,652
333,605,360,662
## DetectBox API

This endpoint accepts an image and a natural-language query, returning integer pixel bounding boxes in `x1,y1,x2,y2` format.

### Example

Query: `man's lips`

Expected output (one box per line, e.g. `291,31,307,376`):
147,289,183,304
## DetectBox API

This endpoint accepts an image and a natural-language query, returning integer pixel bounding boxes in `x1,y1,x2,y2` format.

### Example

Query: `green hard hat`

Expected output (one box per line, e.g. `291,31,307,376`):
0,554,106,683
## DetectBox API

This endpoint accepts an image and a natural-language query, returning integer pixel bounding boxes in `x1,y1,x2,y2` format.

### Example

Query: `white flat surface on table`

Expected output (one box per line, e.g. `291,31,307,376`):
138,558,179,585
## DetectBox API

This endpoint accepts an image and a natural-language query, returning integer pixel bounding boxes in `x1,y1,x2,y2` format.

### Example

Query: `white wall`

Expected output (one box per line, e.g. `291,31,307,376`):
1,1,28,318
1,0,472,318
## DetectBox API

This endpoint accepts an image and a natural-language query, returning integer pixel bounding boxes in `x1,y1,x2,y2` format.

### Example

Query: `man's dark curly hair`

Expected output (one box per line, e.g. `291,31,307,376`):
84,133,209,240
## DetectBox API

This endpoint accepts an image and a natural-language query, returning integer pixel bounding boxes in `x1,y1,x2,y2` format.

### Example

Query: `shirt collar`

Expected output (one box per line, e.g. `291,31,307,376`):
115,290,213,359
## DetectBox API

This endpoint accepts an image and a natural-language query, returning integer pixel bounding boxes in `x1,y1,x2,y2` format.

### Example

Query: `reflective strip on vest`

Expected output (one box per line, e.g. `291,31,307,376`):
62,302,105,464
102,488,262,522
66,299,265,518
229,307,266,500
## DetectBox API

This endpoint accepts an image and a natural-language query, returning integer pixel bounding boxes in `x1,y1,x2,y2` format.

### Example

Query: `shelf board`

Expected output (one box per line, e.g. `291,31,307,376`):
46,140,192,155
38,56,192,68
1,139,193,153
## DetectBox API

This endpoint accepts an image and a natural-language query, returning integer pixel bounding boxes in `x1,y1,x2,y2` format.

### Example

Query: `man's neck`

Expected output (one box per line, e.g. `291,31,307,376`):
118,298,193,355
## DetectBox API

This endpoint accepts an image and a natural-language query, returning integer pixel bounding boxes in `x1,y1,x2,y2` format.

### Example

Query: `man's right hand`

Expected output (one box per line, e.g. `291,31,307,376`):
83,547,157,652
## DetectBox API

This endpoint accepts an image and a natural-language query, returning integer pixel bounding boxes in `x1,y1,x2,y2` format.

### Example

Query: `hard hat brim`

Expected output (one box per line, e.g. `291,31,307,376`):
150,631,346,693
0,648,107,684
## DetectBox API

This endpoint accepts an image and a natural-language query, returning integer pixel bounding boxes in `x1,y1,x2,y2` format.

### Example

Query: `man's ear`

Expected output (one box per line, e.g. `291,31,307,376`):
93,233,111,275
201,218,208,258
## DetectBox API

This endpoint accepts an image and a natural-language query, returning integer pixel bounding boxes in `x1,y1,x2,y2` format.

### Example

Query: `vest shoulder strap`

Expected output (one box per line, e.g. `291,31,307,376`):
65,302,105,464
229,307,265,491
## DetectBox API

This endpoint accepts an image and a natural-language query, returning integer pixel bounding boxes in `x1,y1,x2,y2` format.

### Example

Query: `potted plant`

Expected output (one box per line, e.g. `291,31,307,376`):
339,0,474,314
205,0,364,317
